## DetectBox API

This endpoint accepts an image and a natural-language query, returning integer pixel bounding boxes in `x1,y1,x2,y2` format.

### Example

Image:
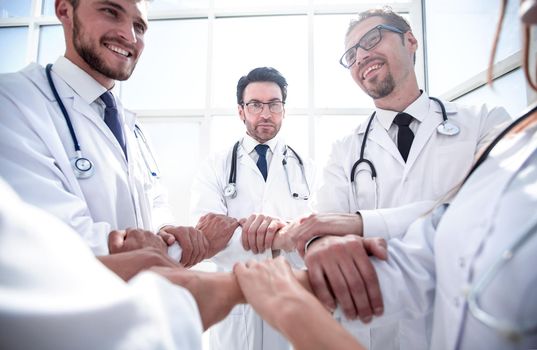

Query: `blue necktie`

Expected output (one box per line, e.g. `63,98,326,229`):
100,91,127,158
393,112,414,162
255,144,269,181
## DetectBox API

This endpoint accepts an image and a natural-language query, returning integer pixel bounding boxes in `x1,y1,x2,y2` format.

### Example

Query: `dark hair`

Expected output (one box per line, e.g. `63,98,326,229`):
236,67,288,104
346,7,412,39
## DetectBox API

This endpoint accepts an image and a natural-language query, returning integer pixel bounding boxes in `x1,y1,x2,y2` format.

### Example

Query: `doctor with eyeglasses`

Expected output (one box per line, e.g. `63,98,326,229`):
281,7,512,350
189,67,316,350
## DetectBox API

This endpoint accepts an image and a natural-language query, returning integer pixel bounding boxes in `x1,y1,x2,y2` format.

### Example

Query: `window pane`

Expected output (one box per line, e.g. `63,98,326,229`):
37,25,65,66
315,115,368,169
0,0,32,18
427,0,520,95
279,115,310,158
454,69,526,117
0,27,28,73
214,0,307,8
314,0,410,3
209,116,245,154
212,16,308,109
122,19,208,109
314,14,374,109
148,0,208,13
137,118,201,224
41,0,55,16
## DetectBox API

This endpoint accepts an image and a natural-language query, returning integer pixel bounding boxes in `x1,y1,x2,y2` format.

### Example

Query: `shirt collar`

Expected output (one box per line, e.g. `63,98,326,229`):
242,133,279,154
52,56,118,104
374,91,430,131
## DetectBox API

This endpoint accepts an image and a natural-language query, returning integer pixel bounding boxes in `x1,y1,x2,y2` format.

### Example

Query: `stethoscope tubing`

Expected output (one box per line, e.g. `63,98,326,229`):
46,64,81,153
350,97,450,183
46,63,159,178
225,140,309,199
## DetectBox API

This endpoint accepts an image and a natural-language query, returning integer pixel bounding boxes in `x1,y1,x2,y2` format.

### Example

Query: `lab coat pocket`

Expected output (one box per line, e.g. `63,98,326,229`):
432,141,474,198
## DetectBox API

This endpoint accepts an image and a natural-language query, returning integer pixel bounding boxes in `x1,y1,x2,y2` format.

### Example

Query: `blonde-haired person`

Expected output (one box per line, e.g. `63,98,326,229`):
237,1,537,348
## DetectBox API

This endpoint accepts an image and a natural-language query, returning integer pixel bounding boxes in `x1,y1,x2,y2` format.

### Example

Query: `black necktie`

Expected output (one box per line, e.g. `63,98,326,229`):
100,91,127,158
255,144,269,181
393,112,414,162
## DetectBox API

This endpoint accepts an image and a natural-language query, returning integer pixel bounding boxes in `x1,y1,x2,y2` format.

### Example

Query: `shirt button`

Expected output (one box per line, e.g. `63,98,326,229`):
458,257,465,268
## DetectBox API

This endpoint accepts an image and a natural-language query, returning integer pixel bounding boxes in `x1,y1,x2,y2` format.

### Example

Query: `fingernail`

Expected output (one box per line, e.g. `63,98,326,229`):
374,307,383,315
362,315,372,323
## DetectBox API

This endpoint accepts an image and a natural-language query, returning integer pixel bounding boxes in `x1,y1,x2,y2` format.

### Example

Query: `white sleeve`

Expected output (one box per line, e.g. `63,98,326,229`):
475,105,511,151
0,87,111,255
314,137,352,213
359,200,435,239
0,181,203,350
336,206,442,330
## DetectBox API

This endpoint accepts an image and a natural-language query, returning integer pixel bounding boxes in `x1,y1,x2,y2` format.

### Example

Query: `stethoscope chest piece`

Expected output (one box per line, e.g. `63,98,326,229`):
223,183,237,199
437,121,460,136
71,156,94,179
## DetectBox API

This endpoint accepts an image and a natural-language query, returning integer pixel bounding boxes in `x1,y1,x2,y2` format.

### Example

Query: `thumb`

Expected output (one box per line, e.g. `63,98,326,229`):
364,237,388,260
108,230,126,253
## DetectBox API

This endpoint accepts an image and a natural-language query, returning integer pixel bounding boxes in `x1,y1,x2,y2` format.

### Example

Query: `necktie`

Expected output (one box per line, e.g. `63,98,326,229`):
100,91,127,158
255,144,269,181
393,112,415,162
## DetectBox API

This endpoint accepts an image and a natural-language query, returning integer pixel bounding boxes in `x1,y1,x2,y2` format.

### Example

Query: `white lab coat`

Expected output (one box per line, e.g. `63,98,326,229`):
315,94,511,350
190,136,316,350
0,178,203,350
339,119,537,350
0,60,173,255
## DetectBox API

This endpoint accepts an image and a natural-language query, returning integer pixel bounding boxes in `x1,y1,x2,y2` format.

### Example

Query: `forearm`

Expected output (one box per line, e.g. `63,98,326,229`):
98,248,175,281
276,292,363,350
156,268,245,330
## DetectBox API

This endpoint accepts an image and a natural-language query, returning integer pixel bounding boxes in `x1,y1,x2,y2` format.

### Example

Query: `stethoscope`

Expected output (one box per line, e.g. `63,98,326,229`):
223,140,311,200
464,103,537,340
350,97,460,207
45,64,159,179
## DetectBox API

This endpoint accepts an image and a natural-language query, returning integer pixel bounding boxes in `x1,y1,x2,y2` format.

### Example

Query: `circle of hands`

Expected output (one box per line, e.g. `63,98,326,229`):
107,212,387,323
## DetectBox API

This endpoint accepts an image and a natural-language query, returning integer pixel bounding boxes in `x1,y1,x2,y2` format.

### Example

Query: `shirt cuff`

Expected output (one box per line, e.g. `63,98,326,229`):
357,209,390,239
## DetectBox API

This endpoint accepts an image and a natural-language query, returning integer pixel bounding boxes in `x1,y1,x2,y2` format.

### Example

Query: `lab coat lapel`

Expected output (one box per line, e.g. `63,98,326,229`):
404,104,445,172
265,142,285,186
71,95,128,160
366,119,404,165
237,146,263,179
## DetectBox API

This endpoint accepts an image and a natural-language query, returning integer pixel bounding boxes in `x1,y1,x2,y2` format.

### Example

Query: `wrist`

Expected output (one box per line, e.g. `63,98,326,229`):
353,212,364,236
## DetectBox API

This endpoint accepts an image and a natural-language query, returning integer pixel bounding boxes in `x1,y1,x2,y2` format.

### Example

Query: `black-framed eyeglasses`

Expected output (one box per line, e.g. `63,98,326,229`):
339,24,405,69
242,100,285,114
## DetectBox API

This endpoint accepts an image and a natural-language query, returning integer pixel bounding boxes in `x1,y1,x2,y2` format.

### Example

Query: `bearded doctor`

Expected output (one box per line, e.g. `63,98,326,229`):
277,7,513,350
0,0,235,269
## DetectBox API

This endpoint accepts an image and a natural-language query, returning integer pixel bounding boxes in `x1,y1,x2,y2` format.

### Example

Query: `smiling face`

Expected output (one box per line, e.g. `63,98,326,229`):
239,82,285,143
345,16,417,102
57,0,148,88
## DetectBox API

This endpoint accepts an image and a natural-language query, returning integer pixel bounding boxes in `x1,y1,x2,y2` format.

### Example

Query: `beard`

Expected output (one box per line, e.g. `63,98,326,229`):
365,72,396,100
72,13,136,81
